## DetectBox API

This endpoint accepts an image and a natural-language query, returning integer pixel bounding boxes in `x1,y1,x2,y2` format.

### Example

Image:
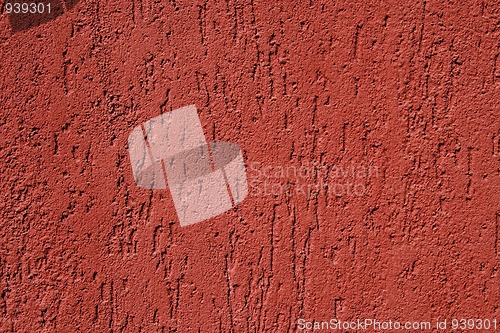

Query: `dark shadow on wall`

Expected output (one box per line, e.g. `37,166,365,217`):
7,0,80,32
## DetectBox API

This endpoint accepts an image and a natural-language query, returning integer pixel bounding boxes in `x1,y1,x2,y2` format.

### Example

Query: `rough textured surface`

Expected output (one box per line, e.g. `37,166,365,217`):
0,0,499,332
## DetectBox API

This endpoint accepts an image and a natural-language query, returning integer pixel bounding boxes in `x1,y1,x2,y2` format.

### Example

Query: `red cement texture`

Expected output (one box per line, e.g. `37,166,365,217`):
1,0,499,332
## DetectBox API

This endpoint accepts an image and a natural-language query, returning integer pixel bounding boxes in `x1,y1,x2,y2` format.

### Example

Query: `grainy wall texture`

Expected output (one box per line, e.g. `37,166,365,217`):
0,0,499,332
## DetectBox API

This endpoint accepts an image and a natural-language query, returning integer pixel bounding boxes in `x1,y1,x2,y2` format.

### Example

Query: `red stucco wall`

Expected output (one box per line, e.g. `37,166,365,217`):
1,0,499,332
